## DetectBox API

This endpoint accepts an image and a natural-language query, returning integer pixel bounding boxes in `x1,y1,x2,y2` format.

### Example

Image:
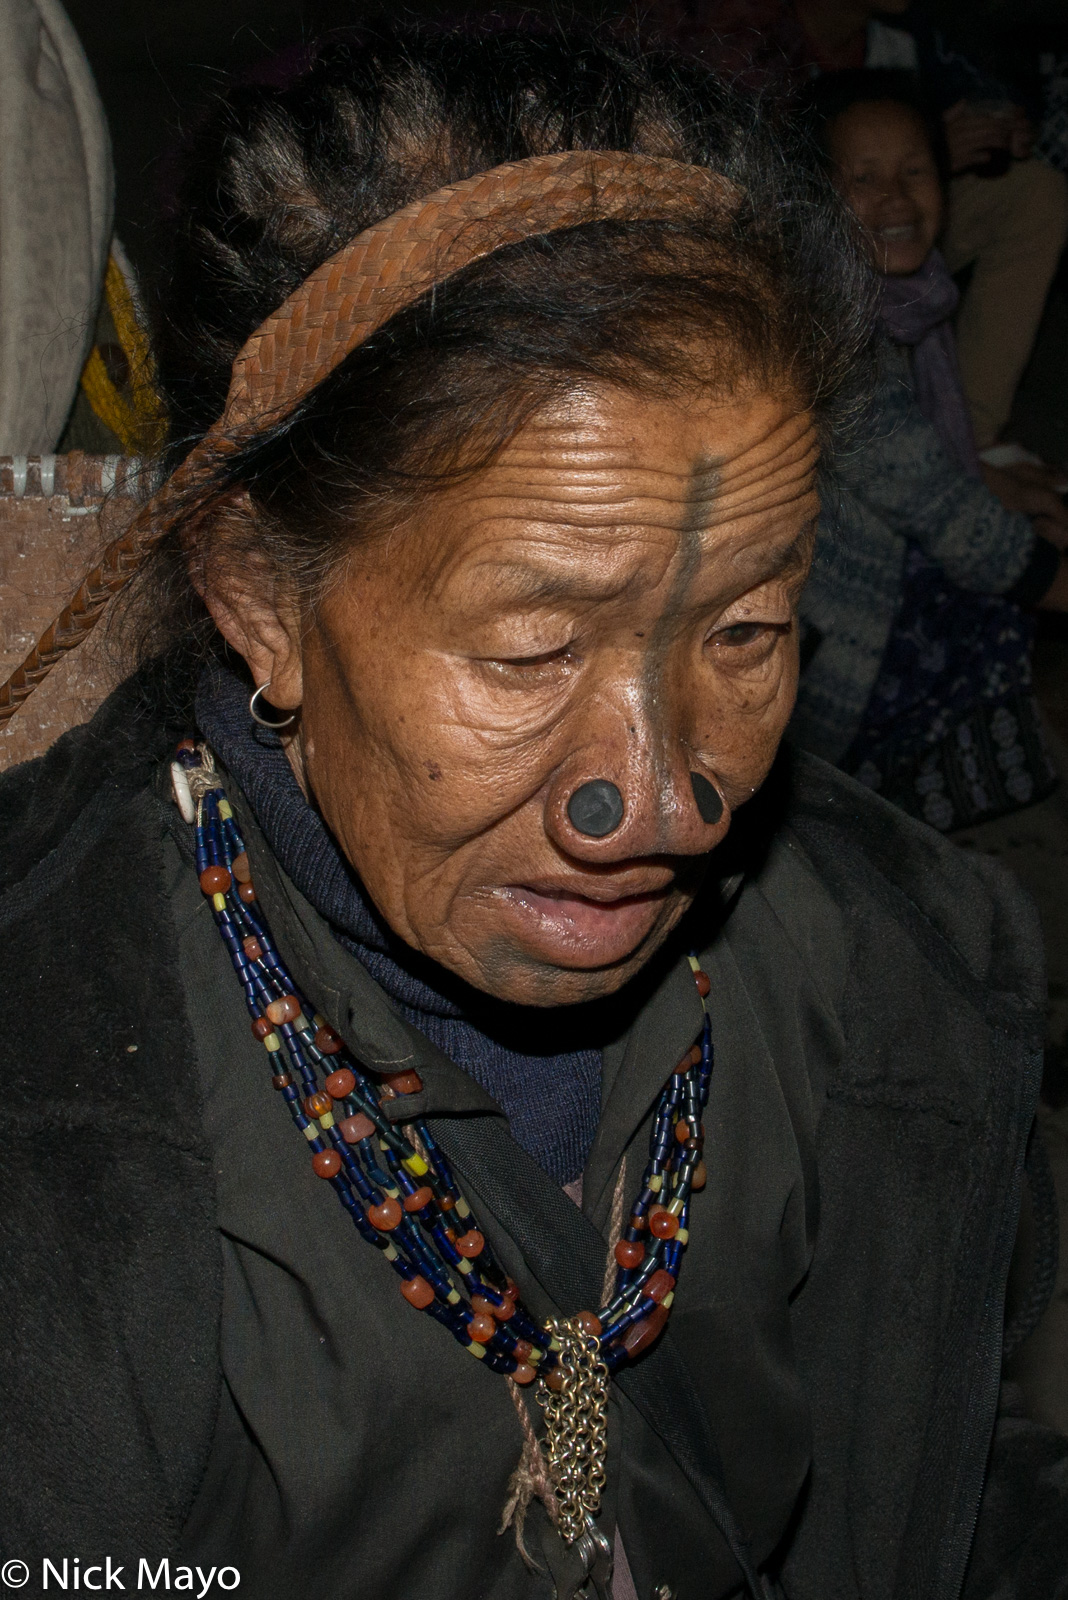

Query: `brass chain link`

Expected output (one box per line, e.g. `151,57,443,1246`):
536,1316,611,1544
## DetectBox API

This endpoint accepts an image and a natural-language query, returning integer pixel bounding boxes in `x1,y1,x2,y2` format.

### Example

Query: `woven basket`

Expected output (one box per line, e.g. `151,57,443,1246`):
0,454,141,769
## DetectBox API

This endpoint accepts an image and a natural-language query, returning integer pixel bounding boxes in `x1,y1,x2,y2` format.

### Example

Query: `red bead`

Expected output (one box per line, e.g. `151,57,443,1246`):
251,1017,273,1041
648,1209,679,1240
614,1239,644,1269
403,1186,433,1213
304,1091,332,1118
691,1160,707,1191
237,882,257,903
266,994,300,1025
645,1268,677,1304
369,1198,402,1231
339,1112,376,1143
314,1025,342,1055
512,1339,533,1362
629,1213,647,1233
311,1149,341,1178
242,936,264,961
455,1229,484,1258
469,1313,496,1343
384,1069,423,1096
400,1274,436,1309
271,1073,291,1091
675,1120,691,1143
324,1068,356,1100
176,738,196,752
439,1195,456,1211
231,851,251,883
689,1044,703,1066
545,1368,565,1392
574,1310,603,1338
620,1303,669,1358
694,969,711,997
512,1363,536,1386
199,865,231,895
504,1281,519,1300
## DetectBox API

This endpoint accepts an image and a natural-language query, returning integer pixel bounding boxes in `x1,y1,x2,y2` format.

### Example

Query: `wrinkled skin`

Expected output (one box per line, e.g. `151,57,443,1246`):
206,382,819,1006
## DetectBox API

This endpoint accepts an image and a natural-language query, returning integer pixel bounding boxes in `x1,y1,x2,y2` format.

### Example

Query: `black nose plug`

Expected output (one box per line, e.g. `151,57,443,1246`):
567,779,625,838
690,771,724,825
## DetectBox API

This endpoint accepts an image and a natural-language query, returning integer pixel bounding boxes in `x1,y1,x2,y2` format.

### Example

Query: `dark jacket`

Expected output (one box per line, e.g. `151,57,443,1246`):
0,667,1065,1600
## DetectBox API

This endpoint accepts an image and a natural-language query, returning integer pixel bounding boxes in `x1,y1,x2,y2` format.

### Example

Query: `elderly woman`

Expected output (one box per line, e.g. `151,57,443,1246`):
0,29,1064,1600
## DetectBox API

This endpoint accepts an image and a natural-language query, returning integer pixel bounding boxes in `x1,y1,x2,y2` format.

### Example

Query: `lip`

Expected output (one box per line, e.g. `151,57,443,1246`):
877,223,918,240
494,880,674,968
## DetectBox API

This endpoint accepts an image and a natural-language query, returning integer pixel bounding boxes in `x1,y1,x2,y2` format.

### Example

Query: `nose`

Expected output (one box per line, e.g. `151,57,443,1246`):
544,692,728,861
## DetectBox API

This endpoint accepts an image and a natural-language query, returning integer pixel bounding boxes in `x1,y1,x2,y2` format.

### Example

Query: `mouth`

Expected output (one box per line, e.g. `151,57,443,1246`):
877,224,919,241
495,879,675,968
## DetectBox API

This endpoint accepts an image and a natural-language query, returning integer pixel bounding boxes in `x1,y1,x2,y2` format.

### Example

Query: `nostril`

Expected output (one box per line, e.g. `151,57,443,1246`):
690,771,723,825
567,779,625,838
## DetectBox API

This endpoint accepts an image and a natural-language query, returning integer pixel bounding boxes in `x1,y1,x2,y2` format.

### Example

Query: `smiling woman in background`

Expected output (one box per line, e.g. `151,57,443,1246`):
0,30,1066,1600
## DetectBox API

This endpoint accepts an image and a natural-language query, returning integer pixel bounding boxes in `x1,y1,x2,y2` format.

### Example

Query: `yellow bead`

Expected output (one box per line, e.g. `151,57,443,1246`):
676,1228,689,1245
466,1341,486,1359
385,1186,400,1199
447,1289,462,1305
528,1348,543,1364
458,1258,473,1275
319,1111,335,1130
212,892,227,911
383,1243,398,1262
294,1013,310,1032
455,1198,471,1218
403,1154,429,1177
218,800,233,820
687,955,701,973
668,1198,684,1216
662,1291,675,1309
649,1174,663,1193
264,1033,281,1052
303,1123,318,1141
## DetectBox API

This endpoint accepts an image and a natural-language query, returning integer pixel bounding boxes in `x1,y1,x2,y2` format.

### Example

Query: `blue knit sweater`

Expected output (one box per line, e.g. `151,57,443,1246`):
792,343,1040,764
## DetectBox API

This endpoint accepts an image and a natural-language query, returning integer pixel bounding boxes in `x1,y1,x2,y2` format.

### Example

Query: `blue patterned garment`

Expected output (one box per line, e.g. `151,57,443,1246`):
843,544,1057,831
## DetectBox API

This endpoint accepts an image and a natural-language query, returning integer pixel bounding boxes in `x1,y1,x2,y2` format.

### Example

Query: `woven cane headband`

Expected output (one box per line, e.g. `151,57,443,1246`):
0,150,737,725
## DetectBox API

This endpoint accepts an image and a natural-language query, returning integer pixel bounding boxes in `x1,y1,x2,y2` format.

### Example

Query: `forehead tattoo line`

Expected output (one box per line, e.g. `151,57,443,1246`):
641,455,722,845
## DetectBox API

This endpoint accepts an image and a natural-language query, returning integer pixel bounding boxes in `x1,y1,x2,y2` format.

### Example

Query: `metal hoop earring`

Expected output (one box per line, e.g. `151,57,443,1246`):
248,683,297,730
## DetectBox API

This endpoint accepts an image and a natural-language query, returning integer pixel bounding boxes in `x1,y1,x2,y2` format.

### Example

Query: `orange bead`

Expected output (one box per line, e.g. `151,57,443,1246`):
455,1229,484,1258
368,1198,402,1231
545,1368,565,1392
403,1186,433,1213
573,1310,603,1338
648,1209,679,1240
694,969,711,997
242,936,264,961
324,1068,356,1100
400,1275,435,1309
645,1268,677,1304
339,1112,376,1143
304,1091,332,1118
469,1313,496,1343
614,1239,644,1269
312,1149,341,1178
266,994,300,1025
689,1044,703,1066
251,1017,273,1041
504,1280,519,1300
314,1025,342,1055
629,1213,647,1233
512,1363,536,1386
439,1195,456,1212
384,1069,423,1096
675,1120,690,1143
271,1073,291,1090
620,1303,669,1358
691,1160,707,1191
237,882,257,903
199,865,231,895
231,851,252,883
512,1339,533,1362
176,738,196,752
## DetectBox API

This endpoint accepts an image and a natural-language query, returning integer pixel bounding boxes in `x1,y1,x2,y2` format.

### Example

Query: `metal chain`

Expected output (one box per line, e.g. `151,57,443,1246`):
537,1316,611,1543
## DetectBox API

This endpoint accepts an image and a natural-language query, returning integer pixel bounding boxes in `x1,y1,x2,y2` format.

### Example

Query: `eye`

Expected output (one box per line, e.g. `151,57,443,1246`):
716,622,769,647
498,646,572,668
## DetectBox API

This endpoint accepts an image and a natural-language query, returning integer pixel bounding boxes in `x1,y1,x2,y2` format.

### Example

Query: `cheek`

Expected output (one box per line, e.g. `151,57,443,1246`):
690,639,799,792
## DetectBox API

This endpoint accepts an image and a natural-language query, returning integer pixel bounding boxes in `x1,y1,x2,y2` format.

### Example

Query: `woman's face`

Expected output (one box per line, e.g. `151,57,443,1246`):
828,100,943,276
217,382,818,1007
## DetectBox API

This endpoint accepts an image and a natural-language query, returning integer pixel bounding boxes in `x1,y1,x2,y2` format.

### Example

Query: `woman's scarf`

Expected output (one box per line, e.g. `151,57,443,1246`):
879,250,981,478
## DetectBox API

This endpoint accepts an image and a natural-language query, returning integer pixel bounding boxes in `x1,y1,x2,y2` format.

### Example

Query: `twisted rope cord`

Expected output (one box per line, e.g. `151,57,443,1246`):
0,151,734,726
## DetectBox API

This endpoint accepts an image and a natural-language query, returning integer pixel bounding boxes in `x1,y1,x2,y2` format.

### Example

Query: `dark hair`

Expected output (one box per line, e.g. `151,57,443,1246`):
139,27,874,655
803,68,951,181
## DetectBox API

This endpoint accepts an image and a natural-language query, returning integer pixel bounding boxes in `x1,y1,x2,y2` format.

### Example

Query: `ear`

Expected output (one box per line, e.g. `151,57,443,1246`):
193,493,304,709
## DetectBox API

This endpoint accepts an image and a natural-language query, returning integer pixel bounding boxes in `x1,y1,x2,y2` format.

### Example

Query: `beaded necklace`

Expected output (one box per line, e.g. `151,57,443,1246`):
173,740,713,1563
